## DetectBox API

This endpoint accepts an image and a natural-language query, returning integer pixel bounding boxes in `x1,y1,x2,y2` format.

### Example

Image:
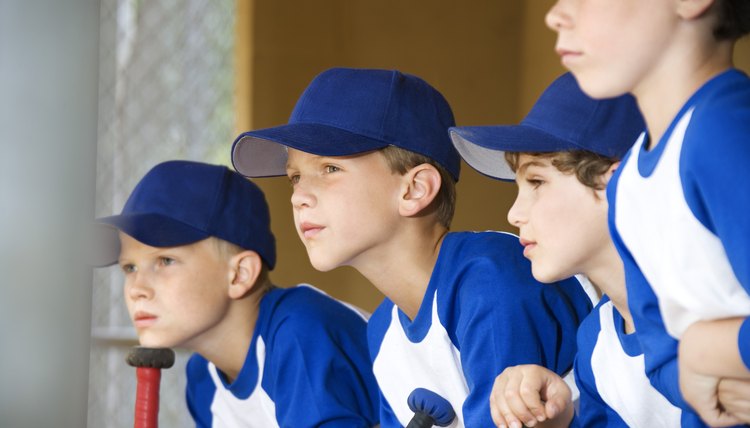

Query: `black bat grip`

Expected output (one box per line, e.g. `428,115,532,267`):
406,411,437,428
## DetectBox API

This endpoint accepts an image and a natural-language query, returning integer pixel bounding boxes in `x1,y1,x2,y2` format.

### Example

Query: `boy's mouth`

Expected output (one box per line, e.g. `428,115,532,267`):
133,311,157,327
555,47,581,65
519,238,536,257
299,222,324,239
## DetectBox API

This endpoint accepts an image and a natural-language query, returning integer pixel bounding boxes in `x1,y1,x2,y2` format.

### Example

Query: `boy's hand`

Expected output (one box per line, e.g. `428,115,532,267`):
679,350,744,427
679,319,750,426
717,378,750,423
489,365,572,428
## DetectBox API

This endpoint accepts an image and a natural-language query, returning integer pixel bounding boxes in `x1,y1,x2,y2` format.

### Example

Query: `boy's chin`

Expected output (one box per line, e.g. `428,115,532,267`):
572,70,630,100
138,336,178,349
309,259,339,272
306,253,343,272
531,266,567,285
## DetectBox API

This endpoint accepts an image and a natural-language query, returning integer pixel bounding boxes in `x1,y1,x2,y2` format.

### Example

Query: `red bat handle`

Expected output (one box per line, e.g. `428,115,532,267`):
134,367,162,428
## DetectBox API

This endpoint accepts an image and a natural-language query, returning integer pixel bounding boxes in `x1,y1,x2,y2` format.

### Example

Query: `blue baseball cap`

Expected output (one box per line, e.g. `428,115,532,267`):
94,160,276,268
449,72,645,181
231,67,460,181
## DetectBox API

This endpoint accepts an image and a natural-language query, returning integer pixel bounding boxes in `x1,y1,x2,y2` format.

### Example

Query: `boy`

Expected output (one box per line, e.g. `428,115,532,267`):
230,67,592,427
96,160,379,427
546,0,750,426
451,72,684,427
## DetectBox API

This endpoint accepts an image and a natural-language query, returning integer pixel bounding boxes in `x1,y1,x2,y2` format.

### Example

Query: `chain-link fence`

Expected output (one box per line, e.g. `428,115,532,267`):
90,0,235,426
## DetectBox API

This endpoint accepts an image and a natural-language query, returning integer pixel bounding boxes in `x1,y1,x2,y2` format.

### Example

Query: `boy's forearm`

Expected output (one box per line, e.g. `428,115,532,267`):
680,317,750,378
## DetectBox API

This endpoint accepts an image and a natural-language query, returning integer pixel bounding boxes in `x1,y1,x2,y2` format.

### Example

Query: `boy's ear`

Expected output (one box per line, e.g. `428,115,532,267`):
606,161,621,182
227,250,262,299
398,163,441,217
675,0,715,20
594,161,621,198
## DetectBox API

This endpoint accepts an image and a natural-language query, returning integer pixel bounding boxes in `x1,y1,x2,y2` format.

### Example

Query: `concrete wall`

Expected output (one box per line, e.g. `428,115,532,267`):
0,1,99,426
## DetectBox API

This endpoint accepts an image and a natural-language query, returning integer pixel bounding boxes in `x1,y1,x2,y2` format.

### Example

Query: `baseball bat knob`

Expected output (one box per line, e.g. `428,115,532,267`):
126,347,175,369
406,387,456,427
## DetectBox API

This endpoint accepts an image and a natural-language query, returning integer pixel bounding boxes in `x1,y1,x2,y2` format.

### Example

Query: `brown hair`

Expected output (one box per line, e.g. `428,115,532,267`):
713,0,750,40
504,150,616,192
379,145,456,228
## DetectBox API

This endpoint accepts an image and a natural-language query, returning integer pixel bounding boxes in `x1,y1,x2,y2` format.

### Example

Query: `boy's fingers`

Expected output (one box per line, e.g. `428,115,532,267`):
491,389,524,428
518,377,547,423
541,376,572,418
544,395,568,419
489,398,508,428
700,409,743,427
490,375,510,427
717,378,750,422
491,370,529,428
505,378,541,427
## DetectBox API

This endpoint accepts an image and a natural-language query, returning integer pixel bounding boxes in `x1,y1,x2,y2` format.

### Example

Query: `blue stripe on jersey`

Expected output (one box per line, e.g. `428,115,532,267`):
740,317,750,370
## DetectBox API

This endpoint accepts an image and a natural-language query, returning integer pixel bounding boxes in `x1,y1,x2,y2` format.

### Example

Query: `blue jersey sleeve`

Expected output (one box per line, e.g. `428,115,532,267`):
264,302,379,427
681,83,750,296
452,251,589,427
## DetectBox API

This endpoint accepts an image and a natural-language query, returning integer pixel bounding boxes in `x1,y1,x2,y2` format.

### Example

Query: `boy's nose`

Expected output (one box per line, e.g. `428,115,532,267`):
507,196,527,228
545,0,572,31
290,182,316,209
127,275,153,300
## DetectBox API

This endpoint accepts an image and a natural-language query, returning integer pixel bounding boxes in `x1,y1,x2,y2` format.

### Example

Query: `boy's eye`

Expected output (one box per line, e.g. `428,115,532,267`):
288,174,300,185
324,165,340,174
526,178,544,188
159,257,175,266
121,263,136,274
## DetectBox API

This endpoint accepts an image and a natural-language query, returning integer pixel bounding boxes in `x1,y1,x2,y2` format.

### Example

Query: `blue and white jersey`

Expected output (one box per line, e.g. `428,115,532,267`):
574,296,681,427
185,285,379,428
367,231,591,427
609,69,750,423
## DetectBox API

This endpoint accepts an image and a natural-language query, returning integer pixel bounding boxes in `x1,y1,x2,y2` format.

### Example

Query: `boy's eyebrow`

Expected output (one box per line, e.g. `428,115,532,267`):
516,159,548,176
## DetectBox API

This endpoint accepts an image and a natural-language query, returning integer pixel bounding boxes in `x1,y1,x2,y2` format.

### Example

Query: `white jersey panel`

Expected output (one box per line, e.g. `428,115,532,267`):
590,301,681,427
372,292,467,428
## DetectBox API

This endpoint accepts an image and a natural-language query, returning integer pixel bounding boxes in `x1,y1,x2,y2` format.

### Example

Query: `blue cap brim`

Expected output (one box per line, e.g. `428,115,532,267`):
450,125,583,181
93,213,211,266
232,123,392,178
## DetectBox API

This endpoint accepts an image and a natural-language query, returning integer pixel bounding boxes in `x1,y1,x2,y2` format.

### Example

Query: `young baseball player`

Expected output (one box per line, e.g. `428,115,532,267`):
95,160,379,427
230,67,592,427
546,0,750,425
451,72,685,428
